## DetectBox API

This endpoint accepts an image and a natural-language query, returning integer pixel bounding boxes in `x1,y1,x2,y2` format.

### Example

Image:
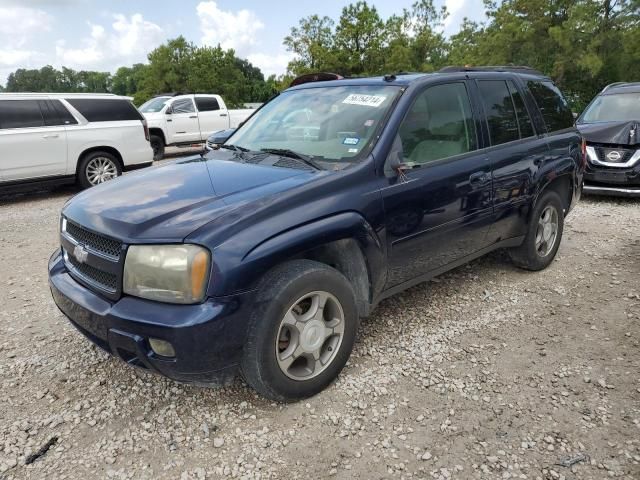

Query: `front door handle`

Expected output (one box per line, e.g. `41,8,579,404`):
219,113,228,117
189,115,198,119
43,134,59,139
469,172,490,186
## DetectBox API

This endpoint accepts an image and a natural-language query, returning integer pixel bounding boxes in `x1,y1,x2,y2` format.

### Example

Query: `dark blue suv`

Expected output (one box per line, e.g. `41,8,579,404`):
49,66,584,401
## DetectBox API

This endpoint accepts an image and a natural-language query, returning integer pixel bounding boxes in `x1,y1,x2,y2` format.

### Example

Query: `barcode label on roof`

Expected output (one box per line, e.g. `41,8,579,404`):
342,94,387,107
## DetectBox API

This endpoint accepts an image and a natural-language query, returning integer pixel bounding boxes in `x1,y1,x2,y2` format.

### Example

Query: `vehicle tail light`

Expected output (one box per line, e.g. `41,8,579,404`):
142,119,150,142
581,138,587,169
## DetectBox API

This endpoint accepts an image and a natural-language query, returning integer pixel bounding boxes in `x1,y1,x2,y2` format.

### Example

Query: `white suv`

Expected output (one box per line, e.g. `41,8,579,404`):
0,93,153,190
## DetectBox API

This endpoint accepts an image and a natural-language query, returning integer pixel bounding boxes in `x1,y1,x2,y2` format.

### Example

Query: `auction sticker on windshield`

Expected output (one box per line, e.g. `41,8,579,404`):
343,94,387,108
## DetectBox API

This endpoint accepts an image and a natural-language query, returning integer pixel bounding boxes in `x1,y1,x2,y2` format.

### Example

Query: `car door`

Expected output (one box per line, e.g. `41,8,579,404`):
194,96,229,139
381,81,494,288
166,98,201,143
472,77,548,242
0,99,68,182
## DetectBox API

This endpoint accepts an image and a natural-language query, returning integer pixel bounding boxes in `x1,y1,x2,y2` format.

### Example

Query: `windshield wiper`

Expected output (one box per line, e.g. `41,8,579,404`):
219,144,250,153
260,148,324,171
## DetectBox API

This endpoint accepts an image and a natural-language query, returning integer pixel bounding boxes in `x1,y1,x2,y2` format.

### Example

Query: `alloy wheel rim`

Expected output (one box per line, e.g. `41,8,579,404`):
275,291,345,381
535,205,559,257
86,157,118,185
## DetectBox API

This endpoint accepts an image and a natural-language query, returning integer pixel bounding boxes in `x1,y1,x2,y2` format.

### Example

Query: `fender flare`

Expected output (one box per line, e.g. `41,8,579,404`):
211,211,386,303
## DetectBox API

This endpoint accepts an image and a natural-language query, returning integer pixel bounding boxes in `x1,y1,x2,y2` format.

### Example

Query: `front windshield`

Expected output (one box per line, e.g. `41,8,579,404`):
580,92,640,123
228,85,401,162
139,96,170,113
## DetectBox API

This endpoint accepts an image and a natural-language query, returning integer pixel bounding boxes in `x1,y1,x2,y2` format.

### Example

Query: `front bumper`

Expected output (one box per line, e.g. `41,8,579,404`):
48,250,253,385
583,148,640,197
583,184,640,197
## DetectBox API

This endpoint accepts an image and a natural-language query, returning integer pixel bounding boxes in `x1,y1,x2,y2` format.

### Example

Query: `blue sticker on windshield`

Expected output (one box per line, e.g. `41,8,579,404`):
343,137,360,145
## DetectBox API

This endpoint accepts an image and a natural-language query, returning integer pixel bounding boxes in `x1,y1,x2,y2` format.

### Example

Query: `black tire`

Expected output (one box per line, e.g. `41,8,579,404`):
77,151,122,189
150,135,164,161
509,190,565,271
241,260,359,402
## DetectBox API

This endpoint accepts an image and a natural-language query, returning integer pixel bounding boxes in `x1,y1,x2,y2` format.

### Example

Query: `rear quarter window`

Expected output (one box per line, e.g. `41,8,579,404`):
527,81,574,132
65,98,143,122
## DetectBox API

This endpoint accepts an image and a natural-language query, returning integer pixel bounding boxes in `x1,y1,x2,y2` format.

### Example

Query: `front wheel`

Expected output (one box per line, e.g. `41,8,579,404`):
509,190,564,270
77,151,122,189
241,260,358,402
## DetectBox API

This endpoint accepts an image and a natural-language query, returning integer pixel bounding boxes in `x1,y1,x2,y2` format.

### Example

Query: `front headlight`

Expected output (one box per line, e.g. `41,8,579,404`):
123,244,210,304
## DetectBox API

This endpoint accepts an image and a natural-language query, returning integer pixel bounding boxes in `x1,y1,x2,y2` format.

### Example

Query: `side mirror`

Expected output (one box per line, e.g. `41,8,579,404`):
209,128,236,147
384,135,408,178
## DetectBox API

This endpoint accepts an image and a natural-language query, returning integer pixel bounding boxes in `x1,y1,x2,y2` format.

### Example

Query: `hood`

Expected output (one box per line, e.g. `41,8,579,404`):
141,111,165,125
63,153,317,242
577,120,639,146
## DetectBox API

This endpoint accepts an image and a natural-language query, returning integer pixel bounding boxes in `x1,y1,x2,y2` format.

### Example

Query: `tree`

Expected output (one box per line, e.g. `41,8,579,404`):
334,1,386,75
284,15,337,73
111,64,147,97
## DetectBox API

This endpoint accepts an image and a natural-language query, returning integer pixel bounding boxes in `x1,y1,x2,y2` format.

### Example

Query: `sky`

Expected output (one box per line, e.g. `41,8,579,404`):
0,0,487,85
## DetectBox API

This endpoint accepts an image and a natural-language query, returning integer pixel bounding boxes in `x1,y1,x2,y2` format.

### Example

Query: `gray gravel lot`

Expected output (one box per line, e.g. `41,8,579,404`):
0,172,639,479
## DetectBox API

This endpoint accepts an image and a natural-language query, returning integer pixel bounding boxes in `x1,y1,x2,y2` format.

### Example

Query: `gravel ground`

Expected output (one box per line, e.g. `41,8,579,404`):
0,181,638,480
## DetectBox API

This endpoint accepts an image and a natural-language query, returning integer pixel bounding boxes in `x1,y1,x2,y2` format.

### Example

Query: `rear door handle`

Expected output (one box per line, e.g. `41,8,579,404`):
189,115,198,119
219,113,228,117
43,134,59,139
469,172,490,186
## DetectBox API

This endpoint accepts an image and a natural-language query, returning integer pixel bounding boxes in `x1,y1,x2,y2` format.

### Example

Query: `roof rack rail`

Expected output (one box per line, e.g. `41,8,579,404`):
601,82,630,92
439,65,545,76
289,72,343,88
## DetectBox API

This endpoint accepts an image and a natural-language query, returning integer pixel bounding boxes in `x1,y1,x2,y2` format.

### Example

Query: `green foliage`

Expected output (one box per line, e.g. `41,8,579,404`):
1,36,280,106
284,0,639,110
2,1,638,110
4,65,112,93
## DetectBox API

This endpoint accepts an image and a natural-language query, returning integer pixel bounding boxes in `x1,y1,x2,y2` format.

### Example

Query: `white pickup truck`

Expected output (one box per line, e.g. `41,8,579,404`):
139,94,255,159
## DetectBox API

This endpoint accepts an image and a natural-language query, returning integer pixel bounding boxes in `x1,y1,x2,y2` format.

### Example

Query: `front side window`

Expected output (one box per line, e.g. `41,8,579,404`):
528,81,574,132
478,80,520,145
171,98,195,114
139,96,170,113
398,82,477,165
0,100,45,129
579,92,640,123
228,85,401,162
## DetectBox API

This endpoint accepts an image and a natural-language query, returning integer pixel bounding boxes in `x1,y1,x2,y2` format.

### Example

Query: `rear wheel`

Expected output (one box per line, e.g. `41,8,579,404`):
241,260,358,402
509,190,564,270
150,135,164,161
77,151,121,189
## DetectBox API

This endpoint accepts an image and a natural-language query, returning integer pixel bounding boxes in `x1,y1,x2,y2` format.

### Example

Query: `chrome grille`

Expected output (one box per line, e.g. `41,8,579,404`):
65,221,122,258
595,147,634,164
65,250,118,292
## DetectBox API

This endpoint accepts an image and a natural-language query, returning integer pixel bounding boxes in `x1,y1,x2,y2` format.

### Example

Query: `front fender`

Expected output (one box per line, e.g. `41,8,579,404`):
208,211,386,298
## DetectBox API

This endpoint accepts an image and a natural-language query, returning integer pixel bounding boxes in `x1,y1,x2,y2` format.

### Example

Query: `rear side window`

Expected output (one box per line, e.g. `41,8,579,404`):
507,81,535,138
65,98,143,122
478,80,520,145
527,81,573,132
195,97,220,112
38,100,78,126
171,98,195,114
0,100,44,129
51,100,78,125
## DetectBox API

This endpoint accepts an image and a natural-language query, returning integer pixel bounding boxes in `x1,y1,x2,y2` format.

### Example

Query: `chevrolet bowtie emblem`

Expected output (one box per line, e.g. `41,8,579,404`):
73,245,89,264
